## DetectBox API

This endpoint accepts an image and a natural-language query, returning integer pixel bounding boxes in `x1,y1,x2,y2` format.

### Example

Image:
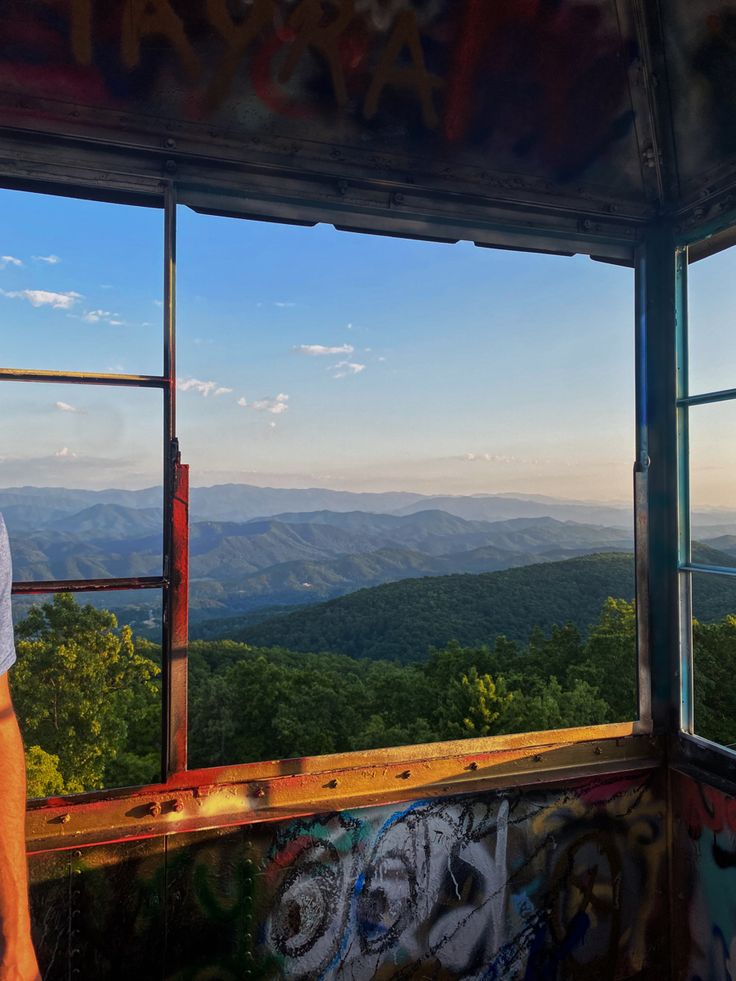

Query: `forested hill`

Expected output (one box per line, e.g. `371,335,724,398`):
234,551,736,662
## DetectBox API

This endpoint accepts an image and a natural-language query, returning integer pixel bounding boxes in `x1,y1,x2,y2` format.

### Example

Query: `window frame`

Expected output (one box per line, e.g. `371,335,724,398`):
674,220,736,776
0,178,654,836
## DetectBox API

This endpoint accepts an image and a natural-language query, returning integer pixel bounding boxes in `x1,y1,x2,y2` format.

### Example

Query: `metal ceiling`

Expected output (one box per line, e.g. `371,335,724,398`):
0,0,731,254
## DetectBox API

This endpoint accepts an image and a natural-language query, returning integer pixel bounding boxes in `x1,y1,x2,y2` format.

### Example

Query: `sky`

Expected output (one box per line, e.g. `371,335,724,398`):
1,183,725,505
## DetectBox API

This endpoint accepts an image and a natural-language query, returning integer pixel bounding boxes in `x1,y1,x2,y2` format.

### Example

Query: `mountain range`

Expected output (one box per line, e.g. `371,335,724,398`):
4,484,736,627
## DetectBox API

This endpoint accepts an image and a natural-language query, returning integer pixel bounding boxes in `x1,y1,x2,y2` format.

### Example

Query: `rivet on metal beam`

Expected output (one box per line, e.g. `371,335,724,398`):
149,802,162,817
60,813,71,824
326,778,338,789
173,799,184,813
467,761,479,771
398,770,412,780
594,746,603,756
252,786,266,799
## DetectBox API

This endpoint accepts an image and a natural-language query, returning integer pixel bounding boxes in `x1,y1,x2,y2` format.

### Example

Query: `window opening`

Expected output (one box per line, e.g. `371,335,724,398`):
677,242,736,743
1,186,183,794
177,208,639,770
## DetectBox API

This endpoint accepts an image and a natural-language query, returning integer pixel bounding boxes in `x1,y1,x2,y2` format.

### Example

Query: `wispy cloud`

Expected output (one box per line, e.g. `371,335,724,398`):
238,393,289,414
462,452,544,465
55,401,81,414
177,377,233,398
331,361,366,378
82,309,112,324
153,299,163,308
0,255,22,268
274,301,296,308
54,446,77,459
0,288,81,309
33,254,60,265
298,344,354,356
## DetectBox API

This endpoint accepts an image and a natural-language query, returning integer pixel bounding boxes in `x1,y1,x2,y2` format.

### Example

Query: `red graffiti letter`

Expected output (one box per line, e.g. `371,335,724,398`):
121,0,200,81
279,0,355,109
364,9,443,129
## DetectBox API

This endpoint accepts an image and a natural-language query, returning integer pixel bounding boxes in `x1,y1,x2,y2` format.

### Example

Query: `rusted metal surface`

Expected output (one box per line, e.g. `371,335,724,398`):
11,576,165,596
28,768,669,980
0,367,167,387
25,726,658,853
0,0,650,220
167,459,189,776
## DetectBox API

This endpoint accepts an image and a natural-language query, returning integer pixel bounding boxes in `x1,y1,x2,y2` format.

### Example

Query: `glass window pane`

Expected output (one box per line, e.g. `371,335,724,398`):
0,188,162,376
692,572,736,747
688,247,736,396
10,589,162,796
178,211,637,768
688,400,736,567
0,383,163,581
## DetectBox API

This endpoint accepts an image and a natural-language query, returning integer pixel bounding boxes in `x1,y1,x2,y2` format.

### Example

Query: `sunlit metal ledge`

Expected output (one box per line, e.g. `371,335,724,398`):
26,721,658,854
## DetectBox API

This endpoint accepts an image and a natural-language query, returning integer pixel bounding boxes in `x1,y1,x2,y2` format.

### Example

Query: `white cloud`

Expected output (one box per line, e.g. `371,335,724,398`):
331,361,366,378
153,299,163,308
0,255,22,268
274,301,296,308
54,446,77,459
33,254,60,265
297,344,354,356
83,309,112,323
238,393,289,414
108,319,124,327
462,452,543,465
55,401,80,413
0,288,81,309
177,377,232,398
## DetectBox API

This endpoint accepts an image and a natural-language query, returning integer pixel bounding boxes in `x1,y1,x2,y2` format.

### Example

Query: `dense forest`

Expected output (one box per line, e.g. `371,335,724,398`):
230,552,736,660
11,587,736,797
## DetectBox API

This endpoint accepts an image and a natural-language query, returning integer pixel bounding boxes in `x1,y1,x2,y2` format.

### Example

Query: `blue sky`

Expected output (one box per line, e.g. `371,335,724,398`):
0,185,661,502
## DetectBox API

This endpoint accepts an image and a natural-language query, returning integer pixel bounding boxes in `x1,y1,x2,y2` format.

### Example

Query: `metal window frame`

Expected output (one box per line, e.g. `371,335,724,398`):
668,214,736,784
6,183,189,782
1,175,656,827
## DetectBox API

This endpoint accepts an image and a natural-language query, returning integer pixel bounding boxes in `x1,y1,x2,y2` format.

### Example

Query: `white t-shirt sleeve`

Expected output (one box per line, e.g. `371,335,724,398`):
0,514,16,675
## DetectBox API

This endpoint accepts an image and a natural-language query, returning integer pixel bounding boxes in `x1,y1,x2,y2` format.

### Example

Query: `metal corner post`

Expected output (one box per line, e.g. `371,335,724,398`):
638,222,681,735
162,182,189,777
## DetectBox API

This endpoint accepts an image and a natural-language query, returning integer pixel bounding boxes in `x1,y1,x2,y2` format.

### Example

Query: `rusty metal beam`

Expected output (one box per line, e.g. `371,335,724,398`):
25,723,654,853
0,368,167,388
161,184,189,778
11,577,165,596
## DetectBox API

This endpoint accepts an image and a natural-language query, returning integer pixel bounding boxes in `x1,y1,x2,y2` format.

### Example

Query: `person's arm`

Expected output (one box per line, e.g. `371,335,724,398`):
0,673,39,980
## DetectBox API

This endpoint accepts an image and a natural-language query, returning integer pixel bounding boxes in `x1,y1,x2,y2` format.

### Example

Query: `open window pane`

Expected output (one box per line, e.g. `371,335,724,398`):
688,247,736,396
0,383,163,582
0,187,163,376
177,211,637,768
688,400,736,567
692,572,736,747
10,589,162,797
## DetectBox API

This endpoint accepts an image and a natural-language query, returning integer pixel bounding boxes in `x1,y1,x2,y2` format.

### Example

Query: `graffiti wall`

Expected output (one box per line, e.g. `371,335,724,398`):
0,0,644,198
671,768,736,981
29,769,667,980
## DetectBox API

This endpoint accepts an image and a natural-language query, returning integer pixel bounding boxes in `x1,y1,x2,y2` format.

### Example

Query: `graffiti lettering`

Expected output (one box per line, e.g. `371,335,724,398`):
279,0,355,109
204,0,275,113
70,0,93,66
121,0,201,81
364,8,442,128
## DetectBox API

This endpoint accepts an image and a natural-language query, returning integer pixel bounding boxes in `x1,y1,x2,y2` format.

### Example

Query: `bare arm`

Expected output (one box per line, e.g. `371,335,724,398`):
0,673,39,981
